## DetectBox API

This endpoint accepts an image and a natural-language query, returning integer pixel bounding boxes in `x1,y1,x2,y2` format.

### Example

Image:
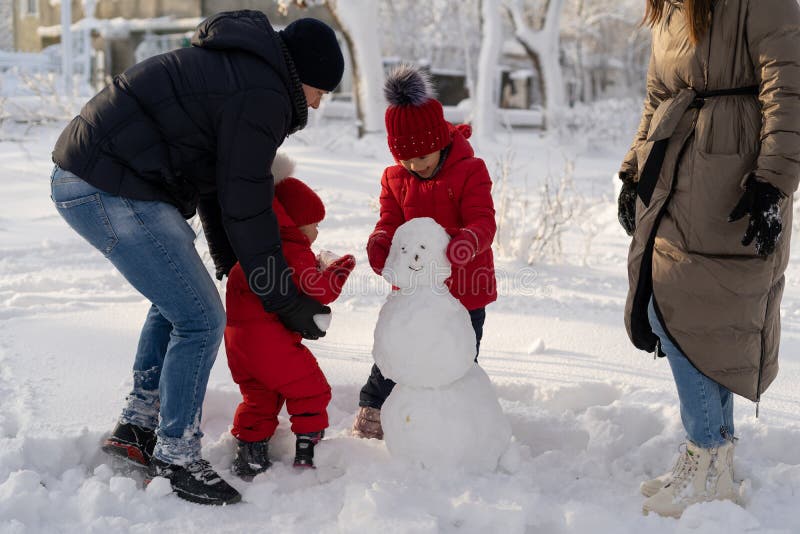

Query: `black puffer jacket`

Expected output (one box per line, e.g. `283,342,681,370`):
52,10,308,311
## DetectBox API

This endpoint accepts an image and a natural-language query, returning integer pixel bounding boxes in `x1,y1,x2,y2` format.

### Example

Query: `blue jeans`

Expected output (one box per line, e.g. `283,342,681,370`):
50,166,225,465
648,298,734,448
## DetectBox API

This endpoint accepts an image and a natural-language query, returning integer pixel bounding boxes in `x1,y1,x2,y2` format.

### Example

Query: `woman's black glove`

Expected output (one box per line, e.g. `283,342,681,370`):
617,171,637,236
274,295,331,340
727,174,784,257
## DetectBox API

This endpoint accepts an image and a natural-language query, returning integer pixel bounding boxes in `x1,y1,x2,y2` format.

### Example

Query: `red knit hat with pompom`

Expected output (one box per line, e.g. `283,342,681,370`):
384,65,451,161
271,153,325,226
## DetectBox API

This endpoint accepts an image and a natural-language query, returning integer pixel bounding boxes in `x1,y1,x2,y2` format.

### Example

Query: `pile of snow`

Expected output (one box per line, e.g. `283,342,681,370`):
0,121,798,533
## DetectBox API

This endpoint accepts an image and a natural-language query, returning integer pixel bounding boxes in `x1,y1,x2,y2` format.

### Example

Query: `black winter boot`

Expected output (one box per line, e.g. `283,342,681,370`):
231,438,271,481
147,458,241,505
101,422,156,467
294,430,324,469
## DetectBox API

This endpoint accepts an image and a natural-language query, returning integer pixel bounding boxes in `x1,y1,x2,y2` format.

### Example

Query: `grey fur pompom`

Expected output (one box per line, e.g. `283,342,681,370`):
384,64,435,106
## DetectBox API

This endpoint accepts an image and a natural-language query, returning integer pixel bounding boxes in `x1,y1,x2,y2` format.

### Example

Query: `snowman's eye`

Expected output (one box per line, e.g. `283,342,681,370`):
401,246,406,253
420,244,426,250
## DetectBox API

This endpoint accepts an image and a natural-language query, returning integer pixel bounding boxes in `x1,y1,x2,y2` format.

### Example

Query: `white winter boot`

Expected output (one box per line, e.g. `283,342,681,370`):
640,470,672,498
640,446,698,497
642,440,738,518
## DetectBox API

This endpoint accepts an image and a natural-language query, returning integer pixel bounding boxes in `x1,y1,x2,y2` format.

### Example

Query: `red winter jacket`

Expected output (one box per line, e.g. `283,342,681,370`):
226,198,355,323
225,198,354,439
367,124,497,310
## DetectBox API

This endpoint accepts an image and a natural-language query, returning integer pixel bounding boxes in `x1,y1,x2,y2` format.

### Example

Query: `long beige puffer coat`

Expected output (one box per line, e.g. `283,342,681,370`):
620,0,800,401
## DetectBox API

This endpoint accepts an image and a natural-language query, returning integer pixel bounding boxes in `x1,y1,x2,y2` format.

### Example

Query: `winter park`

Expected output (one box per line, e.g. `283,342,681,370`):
1,0,800,532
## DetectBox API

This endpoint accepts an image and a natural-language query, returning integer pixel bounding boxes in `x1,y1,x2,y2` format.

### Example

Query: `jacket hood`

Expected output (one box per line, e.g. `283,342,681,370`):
440,124,475,172
272,197,309,245
192,10,287,77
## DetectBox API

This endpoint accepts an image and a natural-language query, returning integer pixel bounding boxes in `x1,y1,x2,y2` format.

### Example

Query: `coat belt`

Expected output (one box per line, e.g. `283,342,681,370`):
637,85,759,206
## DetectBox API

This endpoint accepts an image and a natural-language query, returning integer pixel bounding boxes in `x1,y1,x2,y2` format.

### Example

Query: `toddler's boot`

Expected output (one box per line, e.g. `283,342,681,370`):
231,438,271,481
294,430,324,468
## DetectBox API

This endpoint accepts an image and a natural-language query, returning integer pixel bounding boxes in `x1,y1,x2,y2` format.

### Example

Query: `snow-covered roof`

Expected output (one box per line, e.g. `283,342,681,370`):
509,69,535,80
37,16,204,39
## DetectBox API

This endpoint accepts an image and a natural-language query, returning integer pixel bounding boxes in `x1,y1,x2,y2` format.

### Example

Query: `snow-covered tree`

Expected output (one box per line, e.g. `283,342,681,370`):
560,0,649,103
474,0,504,140
277,0,385,137
378,0,480,72
504,0,567,125
378,0,481,103
453,0,482,104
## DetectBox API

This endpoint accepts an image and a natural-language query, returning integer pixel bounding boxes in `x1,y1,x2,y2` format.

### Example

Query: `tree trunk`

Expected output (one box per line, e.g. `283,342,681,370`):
328,0,385,137
474,0,503,141
507,0,566,128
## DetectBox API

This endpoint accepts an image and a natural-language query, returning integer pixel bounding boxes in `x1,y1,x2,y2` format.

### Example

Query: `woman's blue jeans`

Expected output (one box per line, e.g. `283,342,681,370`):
50,165,225,465
648,298,734,448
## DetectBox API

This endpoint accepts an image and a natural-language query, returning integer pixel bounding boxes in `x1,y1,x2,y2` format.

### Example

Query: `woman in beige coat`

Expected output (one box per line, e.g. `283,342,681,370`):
616,0,800,518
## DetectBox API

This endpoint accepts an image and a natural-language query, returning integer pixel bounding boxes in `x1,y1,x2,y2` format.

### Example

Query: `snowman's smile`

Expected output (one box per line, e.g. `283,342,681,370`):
408,265,423,272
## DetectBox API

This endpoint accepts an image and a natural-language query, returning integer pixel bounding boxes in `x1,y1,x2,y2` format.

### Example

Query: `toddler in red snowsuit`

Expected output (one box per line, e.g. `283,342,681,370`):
352,65,498,440
226,155,355,478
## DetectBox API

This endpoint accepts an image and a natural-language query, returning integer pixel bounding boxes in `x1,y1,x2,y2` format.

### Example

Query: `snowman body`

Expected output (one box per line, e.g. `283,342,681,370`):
373,289,475,388
373,218,511,472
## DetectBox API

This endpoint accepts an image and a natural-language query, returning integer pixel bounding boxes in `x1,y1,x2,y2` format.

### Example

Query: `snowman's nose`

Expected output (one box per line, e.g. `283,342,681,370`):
414,254,419,261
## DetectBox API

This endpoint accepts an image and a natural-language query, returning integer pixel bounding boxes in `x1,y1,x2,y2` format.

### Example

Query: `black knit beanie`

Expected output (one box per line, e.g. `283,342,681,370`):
279,18,345,92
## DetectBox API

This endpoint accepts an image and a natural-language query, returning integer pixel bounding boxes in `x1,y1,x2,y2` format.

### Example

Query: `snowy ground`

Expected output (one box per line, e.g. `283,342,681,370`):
1,115,799,534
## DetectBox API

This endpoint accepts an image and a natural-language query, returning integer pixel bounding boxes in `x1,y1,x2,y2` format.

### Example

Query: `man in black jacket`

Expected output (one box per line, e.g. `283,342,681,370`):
49,10,344,505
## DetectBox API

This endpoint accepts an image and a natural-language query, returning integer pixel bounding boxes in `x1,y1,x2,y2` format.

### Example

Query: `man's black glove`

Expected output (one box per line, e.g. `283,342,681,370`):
727,174,784,257
617,171,637,236
274,295,331,340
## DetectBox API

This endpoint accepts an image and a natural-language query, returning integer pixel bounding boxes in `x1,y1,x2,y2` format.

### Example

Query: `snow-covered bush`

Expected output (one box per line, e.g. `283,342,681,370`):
0,69,82,131
494,150,584,264
553,97,641,150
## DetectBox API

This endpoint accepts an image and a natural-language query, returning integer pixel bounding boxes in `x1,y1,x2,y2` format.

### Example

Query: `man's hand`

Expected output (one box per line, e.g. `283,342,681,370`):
274,295,331,340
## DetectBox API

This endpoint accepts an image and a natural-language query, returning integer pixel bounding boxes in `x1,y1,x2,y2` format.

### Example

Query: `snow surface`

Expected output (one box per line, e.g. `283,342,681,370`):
1,115,800,533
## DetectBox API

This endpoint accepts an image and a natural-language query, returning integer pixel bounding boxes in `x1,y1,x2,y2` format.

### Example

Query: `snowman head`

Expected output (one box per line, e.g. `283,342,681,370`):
383,218,451,289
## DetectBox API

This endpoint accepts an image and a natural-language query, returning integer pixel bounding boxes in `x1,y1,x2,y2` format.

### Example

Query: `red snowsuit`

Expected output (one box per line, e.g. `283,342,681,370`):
225,199,354,442
368,124,497,310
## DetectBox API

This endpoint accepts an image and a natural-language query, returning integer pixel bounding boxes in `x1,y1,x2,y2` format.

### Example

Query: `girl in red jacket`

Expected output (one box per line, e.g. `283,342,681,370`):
352,65,497,440
226,155,355,478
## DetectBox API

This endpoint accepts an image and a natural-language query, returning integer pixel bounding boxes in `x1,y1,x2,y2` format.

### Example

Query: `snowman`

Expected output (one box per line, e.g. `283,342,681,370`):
373,217,511,472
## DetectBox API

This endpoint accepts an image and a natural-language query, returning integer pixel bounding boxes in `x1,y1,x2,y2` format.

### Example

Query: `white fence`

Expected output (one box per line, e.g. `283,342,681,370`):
0,30,93,97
